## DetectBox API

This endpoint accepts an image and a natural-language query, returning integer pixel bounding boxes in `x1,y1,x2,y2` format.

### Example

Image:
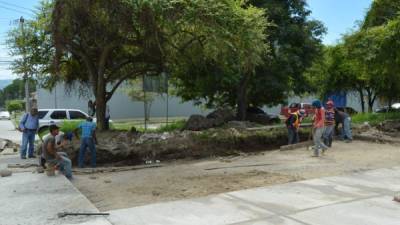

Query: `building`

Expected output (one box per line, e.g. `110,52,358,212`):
36,83,208,120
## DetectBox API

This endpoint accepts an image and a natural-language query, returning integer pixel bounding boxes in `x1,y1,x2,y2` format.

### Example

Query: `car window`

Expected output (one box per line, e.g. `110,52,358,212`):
289,103,298,108
69,110,87,119
38,111,48,119
50,111,67,120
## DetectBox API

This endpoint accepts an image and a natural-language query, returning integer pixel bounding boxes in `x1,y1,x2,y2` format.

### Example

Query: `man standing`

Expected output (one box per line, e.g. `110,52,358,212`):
75,117,97,168
334,108,352,142
286,103,301,145
323,101,336,147
312,100,328,157
42,124,72,179
19,107,39,159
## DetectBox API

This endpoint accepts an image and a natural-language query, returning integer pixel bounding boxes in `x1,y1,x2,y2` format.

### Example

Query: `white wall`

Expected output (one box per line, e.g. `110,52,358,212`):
37,83,209,119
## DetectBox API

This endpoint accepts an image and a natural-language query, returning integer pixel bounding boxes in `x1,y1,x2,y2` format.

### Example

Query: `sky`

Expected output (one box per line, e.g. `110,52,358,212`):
0,0,373,80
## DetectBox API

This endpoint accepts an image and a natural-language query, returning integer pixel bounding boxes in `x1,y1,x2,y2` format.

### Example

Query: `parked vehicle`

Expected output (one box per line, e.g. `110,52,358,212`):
280,103,314,118
38,109,90,133
375,104,400,113
391,103,400,109
247,107,281,124
336,107,358,115
0,111,10,120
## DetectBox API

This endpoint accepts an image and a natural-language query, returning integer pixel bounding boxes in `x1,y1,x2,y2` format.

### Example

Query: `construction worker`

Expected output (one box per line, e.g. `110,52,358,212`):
312,100,328,157
286,103,301,145
323,100,335,147
74,117,97,168
334,108,353,142
42,124,73,179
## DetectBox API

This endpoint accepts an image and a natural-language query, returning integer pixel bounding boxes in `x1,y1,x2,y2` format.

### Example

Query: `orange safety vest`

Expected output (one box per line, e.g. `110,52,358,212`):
287,112,300,129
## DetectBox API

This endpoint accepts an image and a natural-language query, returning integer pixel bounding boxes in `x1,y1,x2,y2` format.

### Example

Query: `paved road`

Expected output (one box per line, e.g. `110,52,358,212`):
0,120,21,144
107,167,400,225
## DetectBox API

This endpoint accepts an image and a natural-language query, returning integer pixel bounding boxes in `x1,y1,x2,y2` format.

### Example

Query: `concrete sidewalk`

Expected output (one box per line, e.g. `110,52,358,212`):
107,167,400,225
0,172,112,225
0,120,21,144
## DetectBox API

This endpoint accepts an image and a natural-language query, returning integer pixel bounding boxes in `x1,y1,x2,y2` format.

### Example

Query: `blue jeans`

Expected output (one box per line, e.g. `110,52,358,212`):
287,127,299,145
78,137,96,168
323,125,335,147
342,117,352,140
21,130,36,158
313,127,328,156
48,152,72,179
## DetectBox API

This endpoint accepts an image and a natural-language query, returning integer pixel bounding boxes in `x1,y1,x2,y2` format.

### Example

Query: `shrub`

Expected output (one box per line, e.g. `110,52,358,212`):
39,120,84,140
6,100,24,113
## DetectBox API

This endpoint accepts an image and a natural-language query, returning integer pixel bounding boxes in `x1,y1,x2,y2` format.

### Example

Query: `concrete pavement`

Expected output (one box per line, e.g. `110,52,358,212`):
0,117,112,225
0,172,112,225
106,167,400,225
0,120,21,144
1,163,400,225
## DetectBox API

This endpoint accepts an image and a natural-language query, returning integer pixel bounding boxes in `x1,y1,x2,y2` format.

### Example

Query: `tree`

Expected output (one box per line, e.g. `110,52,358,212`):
172,0,325,119
367,17,400,107
305,44,368,112
363,0,400,29
172,1,269,119
6,1,54,88
6,100,25,113
48,0,269,128
0,79,36,107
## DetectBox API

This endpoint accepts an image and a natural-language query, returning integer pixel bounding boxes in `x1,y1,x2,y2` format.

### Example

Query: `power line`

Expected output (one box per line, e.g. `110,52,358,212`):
0,5,34,17
0,1,33,12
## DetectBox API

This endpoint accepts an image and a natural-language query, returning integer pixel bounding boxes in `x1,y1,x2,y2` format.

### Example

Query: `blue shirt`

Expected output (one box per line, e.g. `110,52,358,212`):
78,121,96,138
19,113,39,130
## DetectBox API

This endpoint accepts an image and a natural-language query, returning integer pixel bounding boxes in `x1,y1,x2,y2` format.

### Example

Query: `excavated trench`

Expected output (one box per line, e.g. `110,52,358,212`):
51,127,313,167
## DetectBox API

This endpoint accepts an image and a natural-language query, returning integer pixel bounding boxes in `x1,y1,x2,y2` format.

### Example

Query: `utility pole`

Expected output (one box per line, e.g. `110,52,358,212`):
20,16,30,112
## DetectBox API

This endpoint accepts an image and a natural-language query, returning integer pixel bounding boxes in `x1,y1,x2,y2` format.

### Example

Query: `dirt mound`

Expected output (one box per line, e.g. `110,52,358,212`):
377,120,400,133
57,127,311,166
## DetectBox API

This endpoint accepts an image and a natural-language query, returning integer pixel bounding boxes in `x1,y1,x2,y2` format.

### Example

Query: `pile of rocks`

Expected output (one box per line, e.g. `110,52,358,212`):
0,138,18,155
184,108,236,131
377,120,400,133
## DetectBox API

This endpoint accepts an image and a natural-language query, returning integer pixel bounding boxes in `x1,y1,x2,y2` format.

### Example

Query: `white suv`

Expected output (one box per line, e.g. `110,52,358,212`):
38,109,90,133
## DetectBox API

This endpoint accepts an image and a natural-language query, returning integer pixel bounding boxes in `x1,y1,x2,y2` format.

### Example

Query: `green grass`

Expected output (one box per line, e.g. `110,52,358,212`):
157,120,186,132
112,117,187,132
351,112,400,126
38,120,84,140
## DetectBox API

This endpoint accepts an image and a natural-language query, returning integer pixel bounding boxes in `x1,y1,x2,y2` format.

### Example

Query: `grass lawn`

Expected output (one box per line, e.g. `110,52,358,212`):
351,112,400,126
112,117,187,132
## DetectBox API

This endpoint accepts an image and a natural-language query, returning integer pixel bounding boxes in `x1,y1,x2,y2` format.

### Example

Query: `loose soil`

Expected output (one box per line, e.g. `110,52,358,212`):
72,140,400,211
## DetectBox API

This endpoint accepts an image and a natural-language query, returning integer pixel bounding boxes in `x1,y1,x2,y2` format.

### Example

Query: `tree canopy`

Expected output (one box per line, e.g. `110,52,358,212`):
8,0,269,129
172,0,325,119
306,0,400,112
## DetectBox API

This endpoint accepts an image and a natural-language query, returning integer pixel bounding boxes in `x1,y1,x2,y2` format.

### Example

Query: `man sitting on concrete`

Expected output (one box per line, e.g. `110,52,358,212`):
43,124,73,179
75,117,97,168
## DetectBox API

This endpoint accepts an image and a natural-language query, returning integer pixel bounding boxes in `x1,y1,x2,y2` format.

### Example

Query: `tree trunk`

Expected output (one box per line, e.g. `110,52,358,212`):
96,75,107,131
366,88,376,113
236,74,251,121
357,88,365,113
